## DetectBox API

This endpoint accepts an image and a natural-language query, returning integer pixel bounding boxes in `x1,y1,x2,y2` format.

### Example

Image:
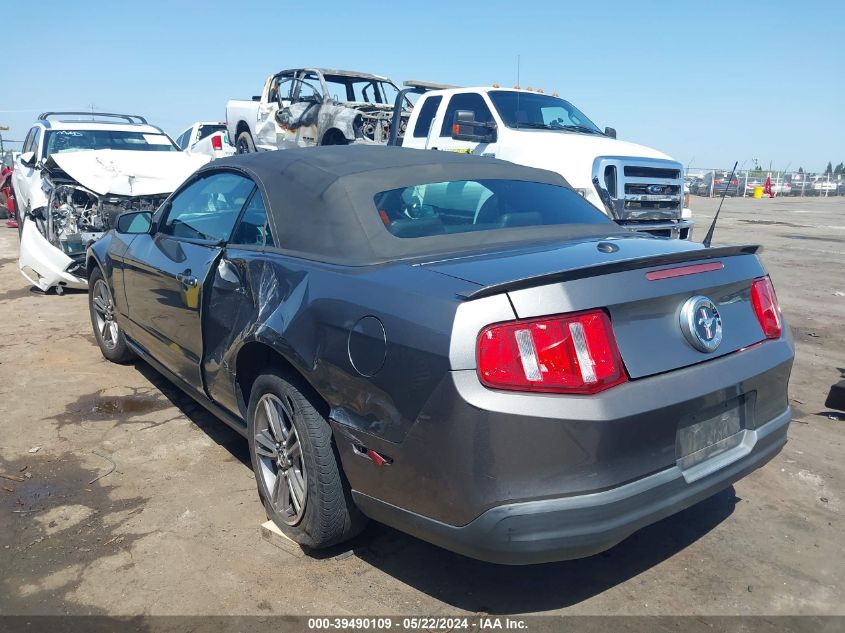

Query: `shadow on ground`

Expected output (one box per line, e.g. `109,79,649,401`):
351,486,739,613
130,360,251,468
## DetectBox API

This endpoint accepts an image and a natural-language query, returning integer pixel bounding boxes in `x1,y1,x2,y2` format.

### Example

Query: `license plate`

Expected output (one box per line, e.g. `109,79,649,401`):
677,403,744,470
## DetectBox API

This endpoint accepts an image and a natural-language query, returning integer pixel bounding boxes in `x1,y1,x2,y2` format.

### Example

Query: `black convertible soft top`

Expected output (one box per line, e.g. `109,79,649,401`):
206,146,624,265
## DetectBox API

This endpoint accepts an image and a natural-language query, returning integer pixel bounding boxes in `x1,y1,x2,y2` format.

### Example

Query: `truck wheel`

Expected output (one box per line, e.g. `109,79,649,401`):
247,370,366,550
236,131,256,154
321,129,349,146
89,267,135,364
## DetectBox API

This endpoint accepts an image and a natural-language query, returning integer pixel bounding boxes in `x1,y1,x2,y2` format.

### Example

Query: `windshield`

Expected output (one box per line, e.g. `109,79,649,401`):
43,130,178,157
488,91,603,134
374,179,611,238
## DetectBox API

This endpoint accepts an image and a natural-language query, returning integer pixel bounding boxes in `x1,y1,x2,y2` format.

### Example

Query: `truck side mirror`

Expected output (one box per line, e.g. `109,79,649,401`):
451,110,497,143
604,127,617,139
19,152,36,167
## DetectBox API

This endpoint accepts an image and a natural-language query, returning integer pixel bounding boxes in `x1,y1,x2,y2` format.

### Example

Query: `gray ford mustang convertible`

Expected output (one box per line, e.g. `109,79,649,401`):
86,146,793,564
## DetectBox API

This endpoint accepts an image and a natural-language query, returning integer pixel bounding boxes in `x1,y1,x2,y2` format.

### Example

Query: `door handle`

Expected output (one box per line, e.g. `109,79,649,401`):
176,272,198,287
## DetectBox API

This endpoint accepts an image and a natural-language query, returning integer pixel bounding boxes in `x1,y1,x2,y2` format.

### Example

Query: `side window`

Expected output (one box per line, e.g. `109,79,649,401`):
269,74,295,104
32,128,43,158
295,72,323,102
439,93,493,137
161,172,254,241
265,219,275,247
175,130,190,150
413,96,442,138
22,127,38,154
230,190,270,246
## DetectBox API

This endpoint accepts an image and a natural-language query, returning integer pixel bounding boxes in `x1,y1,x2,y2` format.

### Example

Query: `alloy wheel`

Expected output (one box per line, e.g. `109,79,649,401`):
254,393,307,525
92,279,119,350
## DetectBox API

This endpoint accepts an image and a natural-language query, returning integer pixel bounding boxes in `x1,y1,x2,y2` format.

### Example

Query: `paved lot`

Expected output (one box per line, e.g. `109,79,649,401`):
0,196,843,616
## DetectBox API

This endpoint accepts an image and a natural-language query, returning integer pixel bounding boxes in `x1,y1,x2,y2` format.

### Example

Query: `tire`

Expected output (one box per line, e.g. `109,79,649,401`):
236,130,256,154
321,129,349,146
247,370,366,549
88,267,135,363
15,192,23,237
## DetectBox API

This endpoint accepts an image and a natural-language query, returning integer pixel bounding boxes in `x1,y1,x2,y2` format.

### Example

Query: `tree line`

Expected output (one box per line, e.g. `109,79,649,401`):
794,163,844,176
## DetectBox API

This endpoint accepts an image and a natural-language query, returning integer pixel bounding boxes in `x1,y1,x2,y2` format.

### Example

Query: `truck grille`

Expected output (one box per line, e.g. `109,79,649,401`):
594,157,685,222
623,166,680,179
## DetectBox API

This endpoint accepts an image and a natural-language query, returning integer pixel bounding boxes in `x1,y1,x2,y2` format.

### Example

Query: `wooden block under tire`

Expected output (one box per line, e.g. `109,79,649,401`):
260,520,305,558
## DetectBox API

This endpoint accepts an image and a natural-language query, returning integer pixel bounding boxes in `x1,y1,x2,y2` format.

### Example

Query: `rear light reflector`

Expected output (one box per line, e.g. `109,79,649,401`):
750,276,782,339
646,261,724,280
211,135,223,150
477,309,627,394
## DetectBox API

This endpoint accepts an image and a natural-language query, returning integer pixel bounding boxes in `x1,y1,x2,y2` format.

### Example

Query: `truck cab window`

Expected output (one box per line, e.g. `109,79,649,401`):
439,93,493,137
413,96,442,138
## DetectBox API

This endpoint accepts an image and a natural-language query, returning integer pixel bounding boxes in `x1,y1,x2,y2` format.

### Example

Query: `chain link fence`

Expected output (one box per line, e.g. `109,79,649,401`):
685,168,845,198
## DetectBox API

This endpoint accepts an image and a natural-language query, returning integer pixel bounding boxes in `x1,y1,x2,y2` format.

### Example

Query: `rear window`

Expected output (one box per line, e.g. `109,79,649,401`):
373,179,611,238
196,124,226,142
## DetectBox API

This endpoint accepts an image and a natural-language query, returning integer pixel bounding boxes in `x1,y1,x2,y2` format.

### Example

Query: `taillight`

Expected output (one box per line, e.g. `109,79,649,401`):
211,135,223,150
750,276,782,339
477,309,627,394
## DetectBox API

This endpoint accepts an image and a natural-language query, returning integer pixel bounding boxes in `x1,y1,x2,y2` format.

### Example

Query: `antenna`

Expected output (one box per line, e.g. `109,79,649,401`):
516,55,521,129
702,160,738,248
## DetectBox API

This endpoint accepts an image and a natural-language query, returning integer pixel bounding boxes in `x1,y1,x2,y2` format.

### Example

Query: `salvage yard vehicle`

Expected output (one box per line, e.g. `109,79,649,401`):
700,170,741,197
226,68,412,152
13,112,211,292
396,86,695,239
86,146,793,564
175,121,235,159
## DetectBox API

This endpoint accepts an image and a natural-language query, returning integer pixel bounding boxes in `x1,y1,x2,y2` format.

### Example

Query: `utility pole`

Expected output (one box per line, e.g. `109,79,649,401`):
0,125,8,156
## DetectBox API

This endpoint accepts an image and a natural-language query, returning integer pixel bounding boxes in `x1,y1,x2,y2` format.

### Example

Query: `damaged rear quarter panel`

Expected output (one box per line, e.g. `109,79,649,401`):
202,252,469,444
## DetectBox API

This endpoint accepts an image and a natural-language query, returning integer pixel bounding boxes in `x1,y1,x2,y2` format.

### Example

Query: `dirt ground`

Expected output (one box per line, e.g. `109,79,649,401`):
0,196,843,617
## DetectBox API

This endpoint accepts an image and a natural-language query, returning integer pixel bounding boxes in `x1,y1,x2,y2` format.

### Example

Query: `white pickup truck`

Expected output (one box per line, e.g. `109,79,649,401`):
397,86,693,239
226,68,411,153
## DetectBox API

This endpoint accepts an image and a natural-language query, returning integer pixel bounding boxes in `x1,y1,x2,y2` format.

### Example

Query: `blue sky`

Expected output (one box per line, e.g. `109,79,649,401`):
2,0,842,171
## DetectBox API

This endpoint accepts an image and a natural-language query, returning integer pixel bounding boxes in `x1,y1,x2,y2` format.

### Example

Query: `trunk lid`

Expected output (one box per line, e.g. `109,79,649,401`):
423,235,769,379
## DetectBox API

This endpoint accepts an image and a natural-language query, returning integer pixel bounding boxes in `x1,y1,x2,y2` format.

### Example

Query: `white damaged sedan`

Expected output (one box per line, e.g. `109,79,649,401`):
13,112,211,293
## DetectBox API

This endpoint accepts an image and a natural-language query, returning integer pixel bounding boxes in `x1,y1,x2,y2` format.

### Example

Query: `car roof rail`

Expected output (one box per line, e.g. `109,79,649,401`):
37,112,149,124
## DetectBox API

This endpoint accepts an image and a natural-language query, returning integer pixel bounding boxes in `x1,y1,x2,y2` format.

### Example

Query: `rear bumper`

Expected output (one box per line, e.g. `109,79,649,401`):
353,407,790,565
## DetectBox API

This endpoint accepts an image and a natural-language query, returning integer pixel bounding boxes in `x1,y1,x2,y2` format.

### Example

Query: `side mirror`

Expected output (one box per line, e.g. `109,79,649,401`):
604,127,617,139
19,152,36,167
116,211,153,235
451,110,497,143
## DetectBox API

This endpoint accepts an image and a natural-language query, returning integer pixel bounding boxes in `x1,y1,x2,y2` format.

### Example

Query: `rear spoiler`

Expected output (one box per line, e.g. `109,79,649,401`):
461,244,761,300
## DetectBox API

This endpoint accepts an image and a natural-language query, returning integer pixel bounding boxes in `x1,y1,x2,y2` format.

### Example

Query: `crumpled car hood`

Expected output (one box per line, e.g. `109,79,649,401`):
45,149,211,196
